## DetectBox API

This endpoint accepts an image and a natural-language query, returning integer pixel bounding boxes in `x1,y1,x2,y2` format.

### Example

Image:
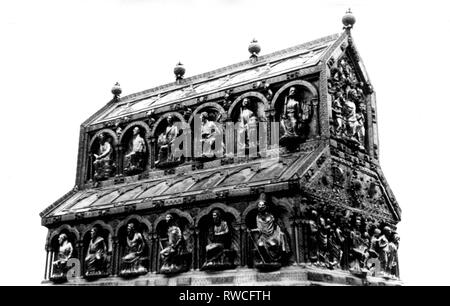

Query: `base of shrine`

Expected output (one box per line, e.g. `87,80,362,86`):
42,264,402,286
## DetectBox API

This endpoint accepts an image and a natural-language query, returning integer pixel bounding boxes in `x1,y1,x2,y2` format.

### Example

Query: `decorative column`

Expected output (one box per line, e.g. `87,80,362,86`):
232,224,241,267
224,119,235,157
111,236,120,276
310,98,320,138
115,145,123,176
149,137,156,169
300,219,310,264
239,223,247,267
154,235,160,272
149,233,157,273
76,240,84,277
44,245,50,280
47,247,54,279
146,234,153,272
290,218,299,265
88,153,93,182
193,228,200,271
146,136,153,170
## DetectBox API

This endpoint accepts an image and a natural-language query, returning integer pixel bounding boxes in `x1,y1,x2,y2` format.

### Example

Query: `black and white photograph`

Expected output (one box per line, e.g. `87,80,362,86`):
1,0,449,291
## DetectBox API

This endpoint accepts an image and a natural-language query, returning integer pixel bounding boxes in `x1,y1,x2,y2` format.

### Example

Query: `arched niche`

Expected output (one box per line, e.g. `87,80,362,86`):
151,112,187,168
227,92,268,157
228,92,269,119
243,195,293,268
49,227,79,281
48,224,80,245
116,216,151,277
120,122,150,176
82,221,113,277
271,80,318,146
88,129,117,181
154,209,193,273
196,204,240,270
189,103,226,160
188,102,226,126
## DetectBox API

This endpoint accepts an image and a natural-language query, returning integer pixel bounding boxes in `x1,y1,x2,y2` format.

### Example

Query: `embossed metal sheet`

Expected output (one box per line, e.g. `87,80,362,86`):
91,36,337,125
46,149,315,217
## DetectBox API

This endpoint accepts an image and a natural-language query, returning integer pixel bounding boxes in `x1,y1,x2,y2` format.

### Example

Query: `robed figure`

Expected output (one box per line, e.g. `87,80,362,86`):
202,210,235,270
280,87,312,143
51,233,73,280
156,115,179,166
237,98,258,152
159,214,189,274
93,133,113,180
124,127,147,175
250,195,290,270
85,226,108,276
120,223,147,276
200,112,223,158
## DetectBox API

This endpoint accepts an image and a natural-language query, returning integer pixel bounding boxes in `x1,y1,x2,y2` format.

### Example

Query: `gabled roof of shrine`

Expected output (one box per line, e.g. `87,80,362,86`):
85,33,342,126
40,145,325,223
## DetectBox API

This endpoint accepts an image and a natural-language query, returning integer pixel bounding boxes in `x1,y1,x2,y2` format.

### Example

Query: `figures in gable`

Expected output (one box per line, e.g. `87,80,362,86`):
328,57,366,150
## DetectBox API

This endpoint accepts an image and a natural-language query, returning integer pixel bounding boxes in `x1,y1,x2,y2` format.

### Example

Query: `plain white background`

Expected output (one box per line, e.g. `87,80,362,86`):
0,0,449,285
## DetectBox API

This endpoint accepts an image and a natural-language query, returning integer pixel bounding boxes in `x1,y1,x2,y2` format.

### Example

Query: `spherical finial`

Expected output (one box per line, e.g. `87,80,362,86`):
174,62,186,81
248,38,261,59
111,82,122,97
342,8,356,29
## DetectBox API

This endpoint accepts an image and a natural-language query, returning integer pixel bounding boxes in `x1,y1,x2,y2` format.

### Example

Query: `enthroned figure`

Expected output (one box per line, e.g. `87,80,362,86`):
51,233,73,280
249,194,290,271
124,127,147,175
202,209,235,271
120,223,147,277
156,115,179,166
93,133,113,180
84,226,108,277
159,213,189,274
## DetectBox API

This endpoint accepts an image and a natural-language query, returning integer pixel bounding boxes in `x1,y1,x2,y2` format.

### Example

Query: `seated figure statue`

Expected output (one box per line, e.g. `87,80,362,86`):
202,209,235,271
51,233,73,281
85,226,108,277
249,194,290,271
159,214,189,274
124,127,147,175
120,223,147,277
93,133,113,180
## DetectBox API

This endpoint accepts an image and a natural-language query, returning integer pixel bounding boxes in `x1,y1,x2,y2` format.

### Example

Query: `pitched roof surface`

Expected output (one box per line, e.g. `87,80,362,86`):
42,147,322,220
89,33,340,125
